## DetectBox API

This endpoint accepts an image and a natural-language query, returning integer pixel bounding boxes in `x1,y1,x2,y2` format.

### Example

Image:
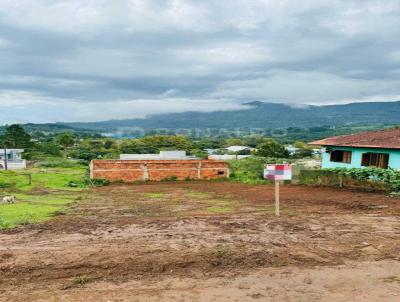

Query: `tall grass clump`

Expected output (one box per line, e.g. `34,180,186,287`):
228,157,287,184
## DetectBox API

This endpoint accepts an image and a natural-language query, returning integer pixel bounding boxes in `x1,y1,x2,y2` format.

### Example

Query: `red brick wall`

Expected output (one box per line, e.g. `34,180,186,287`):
90,159,229,182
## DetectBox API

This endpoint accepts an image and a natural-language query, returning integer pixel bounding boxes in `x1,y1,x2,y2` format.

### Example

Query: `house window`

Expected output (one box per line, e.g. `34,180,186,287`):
217,171,225,175
330,150,352,163
361,152,389,169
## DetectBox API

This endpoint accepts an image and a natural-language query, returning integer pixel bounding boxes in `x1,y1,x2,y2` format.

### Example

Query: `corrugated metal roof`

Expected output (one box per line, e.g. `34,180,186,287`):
309,128,400,149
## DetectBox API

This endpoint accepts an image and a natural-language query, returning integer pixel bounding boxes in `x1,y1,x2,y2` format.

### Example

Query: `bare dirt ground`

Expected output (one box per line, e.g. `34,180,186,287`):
1,182,400,301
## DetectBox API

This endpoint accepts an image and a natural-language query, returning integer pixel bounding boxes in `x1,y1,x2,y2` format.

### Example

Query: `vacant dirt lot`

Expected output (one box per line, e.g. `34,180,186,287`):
1,182,400,301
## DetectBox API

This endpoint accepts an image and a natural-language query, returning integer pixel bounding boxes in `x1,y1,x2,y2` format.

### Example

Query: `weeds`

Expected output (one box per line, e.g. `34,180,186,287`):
87,178,110,186
211,245,227,258
206,206,233,214
61,275,97,290
143,192,165,199
0,217,11,229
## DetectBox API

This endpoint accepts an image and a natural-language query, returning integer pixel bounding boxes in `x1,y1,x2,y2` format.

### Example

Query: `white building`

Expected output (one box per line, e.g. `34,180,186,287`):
225,145,255,153
120,150,198,160
0,149,26,170
285,145,299,155
208,154,251,160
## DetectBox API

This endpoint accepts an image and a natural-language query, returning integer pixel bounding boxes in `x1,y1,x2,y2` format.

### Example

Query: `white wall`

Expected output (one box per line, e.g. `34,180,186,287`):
208,155,250,160
0,160,26,170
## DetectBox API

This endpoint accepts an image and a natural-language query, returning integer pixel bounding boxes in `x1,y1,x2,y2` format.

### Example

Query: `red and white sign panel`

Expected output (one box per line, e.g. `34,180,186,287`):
264,164,292,180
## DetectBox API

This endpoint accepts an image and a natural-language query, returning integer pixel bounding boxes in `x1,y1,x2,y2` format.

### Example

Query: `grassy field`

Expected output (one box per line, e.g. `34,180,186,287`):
0,166,86,229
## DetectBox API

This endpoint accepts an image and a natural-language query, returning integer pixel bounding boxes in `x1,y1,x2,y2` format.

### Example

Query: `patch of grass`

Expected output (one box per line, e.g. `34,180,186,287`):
0,203,61,228
142,192,166,199
206,206,233,214
185,191,213,199
0,167,86,229
0,167,87,192
161,176,178,181
0,217,11,229
211,245,227,257
37,159,85,168
228,157,269,184
62,274,97,290
14,193,78,205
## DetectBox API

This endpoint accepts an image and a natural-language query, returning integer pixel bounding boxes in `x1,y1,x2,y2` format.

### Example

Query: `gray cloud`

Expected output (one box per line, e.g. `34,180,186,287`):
0,0,399,122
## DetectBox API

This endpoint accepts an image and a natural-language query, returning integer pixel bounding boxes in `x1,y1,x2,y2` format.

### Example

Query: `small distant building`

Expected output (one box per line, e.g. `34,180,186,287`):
285,145,322,156
311,148,322,155
120,150,196,160
0,149,26,170
208,154,251,160
204,148,219,155
225,145,255,153
309,128,400,169
92,150,229,182
285,145,299,155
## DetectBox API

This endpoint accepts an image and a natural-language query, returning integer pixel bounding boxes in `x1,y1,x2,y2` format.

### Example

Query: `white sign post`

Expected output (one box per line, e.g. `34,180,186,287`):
264,164,293,216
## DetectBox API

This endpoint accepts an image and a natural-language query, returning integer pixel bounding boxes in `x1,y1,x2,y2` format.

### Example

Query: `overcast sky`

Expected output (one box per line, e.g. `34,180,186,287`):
0,0,400,123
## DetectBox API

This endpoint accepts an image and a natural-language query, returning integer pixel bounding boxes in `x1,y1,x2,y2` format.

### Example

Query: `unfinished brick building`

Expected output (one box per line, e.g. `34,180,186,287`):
90,159,229,182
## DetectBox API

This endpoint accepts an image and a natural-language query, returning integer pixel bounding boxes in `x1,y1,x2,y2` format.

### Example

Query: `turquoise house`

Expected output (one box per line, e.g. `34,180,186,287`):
309,128,400,170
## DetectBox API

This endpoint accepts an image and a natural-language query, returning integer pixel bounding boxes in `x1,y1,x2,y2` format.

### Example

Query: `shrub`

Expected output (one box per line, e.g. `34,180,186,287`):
86,178,110,186
0,181,13,189
255,139,289,158
0,217,11,229
162,176,178,181
67,181,80,188
38,160,81,168
324,167,400,192
228,157,288,184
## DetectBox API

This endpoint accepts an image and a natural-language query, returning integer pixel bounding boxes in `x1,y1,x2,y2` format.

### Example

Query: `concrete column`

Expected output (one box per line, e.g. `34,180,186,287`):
89,161,93,178
142,163,149,181
197,161,202,179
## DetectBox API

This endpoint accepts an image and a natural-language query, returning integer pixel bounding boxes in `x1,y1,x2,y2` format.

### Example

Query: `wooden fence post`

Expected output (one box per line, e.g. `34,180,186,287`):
275,180,280,217
27,174,32,185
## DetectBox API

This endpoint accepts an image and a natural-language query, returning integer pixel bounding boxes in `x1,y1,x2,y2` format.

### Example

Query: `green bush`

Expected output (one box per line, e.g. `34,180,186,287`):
0,181,13,189
0,217,11,229
324,167,400,192
255,139,289,158
86,178,110,186
298,169,335,185
228,157,288,184
162,176,178,181
37,159,82,168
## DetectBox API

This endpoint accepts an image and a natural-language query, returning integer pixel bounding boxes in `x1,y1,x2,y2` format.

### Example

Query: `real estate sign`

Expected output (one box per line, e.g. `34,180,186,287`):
264,164,292,181
263,164,293,217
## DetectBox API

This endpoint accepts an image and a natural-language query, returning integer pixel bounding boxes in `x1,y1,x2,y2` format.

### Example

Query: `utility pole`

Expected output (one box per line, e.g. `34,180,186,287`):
3,145,7,171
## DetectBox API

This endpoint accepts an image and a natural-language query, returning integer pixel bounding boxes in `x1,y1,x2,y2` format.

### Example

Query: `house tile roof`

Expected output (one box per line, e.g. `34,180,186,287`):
309,128,400,149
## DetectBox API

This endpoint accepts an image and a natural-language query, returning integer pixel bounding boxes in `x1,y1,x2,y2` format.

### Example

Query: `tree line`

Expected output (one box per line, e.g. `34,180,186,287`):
0,124,314,162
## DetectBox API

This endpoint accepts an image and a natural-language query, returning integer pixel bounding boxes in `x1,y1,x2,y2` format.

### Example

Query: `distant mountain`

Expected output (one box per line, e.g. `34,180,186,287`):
62,101,400,131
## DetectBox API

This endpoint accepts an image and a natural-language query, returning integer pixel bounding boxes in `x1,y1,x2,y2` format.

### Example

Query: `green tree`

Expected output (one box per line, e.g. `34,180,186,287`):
255,139,289,158
35,142,62,156
56,133,75,148
293,141,308,149
2,124,32,149
120,140,150,154
119,135,193,154
223,138,244,147
140,135,193,151
104,140,115,149
242,135,268,148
